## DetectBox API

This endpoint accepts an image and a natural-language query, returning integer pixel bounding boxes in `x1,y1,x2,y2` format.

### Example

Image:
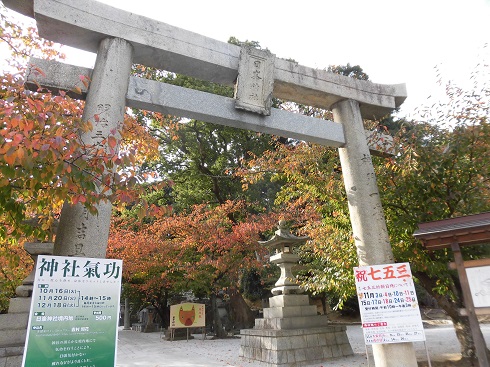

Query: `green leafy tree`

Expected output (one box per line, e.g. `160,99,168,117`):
108,38,285,336
327,63,369,80
239,59,490,361
377,65,490,359
236,64,370,310
131,62,281,215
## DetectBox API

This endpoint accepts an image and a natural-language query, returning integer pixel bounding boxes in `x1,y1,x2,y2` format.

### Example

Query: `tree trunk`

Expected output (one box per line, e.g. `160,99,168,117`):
416,271,489,362
211,293,227,338
321,292,328,315
150,290,170,328
228,290,255,329
435,295,476,359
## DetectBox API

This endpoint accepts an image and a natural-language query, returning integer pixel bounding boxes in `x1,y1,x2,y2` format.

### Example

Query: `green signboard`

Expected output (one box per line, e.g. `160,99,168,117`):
22,255,123,367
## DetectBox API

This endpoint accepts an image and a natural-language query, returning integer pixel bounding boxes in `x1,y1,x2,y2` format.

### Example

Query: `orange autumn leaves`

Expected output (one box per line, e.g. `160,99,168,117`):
107,201,279,295
1,10,160,239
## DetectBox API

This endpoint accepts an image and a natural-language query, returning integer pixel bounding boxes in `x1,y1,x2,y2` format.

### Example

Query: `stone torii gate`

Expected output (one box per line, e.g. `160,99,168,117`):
5,1,416,366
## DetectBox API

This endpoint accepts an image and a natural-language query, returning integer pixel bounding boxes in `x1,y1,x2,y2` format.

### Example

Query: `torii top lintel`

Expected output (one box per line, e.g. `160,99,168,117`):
6,0,407,120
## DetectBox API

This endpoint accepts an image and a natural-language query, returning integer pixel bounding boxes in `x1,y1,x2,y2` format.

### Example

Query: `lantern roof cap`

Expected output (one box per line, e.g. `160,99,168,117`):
259,220,309,249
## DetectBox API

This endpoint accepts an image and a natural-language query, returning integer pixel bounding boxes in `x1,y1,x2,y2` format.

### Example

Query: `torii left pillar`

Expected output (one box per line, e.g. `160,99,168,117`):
54,37,133,258
1,36,132,367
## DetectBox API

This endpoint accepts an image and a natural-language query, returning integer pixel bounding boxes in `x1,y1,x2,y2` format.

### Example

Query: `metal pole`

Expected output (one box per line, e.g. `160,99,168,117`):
365,343,372,367
424,341,432,367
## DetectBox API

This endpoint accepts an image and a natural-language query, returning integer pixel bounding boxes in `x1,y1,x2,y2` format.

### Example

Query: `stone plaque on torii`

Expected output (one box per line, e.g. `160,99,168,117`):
4,1,418,366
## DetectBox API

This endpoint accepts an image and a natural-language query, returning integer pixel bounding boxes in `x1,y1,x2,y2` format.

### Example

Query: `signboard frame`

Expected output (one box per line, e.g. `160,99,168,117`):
354,262,425,345
466,265,490,308
22,255,123,367
169,303,205,329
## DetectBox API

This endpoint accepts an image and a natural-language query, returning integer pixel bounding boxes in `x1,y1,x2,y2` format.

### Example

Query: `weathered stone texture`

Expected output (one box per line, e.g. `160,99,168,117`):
4,0,406,119
0,299,31,367
26,58,346,148
240,292,353,366
235,46,275,115
240,326,353,367
53,37,133,259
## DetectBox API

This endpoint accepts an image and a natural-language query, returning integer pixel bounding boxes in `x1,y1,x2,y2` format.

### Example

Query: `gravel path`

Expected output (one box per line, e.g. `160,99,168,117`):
116,323,490,366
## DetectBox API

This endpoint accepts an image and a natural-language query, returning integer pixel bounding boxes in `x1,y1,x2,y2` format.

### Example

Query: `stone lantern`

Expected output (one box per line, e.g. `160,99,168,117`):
240,221,353,366
259,220,309,296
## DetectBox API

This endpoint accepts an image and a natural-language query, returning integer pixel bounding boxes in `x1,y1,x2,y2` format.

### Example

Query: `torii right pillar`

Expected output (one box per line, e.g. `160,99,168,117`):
333,99,418,367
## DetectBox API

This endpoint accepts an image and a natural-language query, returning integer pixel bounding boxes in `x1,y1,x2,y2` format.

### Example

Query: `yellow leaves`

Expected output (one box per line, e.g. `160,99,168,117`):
119,114,160,163
22,119,34,135
72,86,82,95
136,205,147,221
54,126,64,137
80,120,93,133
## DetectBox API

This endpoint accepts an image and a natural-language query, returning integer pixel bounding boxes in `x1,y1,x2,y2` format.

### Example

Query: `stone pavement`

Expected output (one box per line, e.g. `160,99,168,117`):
115,323,490,367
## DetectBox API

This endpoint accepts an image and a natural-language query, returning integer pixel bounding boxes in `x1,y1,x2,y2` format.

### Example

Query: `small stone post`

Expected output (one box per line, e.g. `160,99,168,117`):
0,242,54,366
15,242,55,298
123,298,131,330
53,37,134,258
332,99,418,367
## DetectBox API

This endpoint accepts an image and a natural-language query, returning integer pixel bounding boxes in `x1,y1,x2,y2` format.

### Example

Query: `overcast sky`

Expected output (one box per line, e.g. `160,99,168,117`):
5,0,490,118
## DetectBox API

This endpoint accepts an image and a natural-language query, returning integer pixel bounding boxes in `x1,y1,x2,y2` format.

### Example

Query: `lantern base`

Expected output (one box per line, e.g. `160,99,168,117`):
240,294,353,366
271,285,304,295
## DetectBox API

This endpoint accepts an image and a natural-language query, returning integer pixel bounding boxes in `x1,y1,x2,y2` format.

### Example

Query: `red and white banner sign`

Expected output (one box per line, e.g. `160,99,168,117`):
354,262,425,344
